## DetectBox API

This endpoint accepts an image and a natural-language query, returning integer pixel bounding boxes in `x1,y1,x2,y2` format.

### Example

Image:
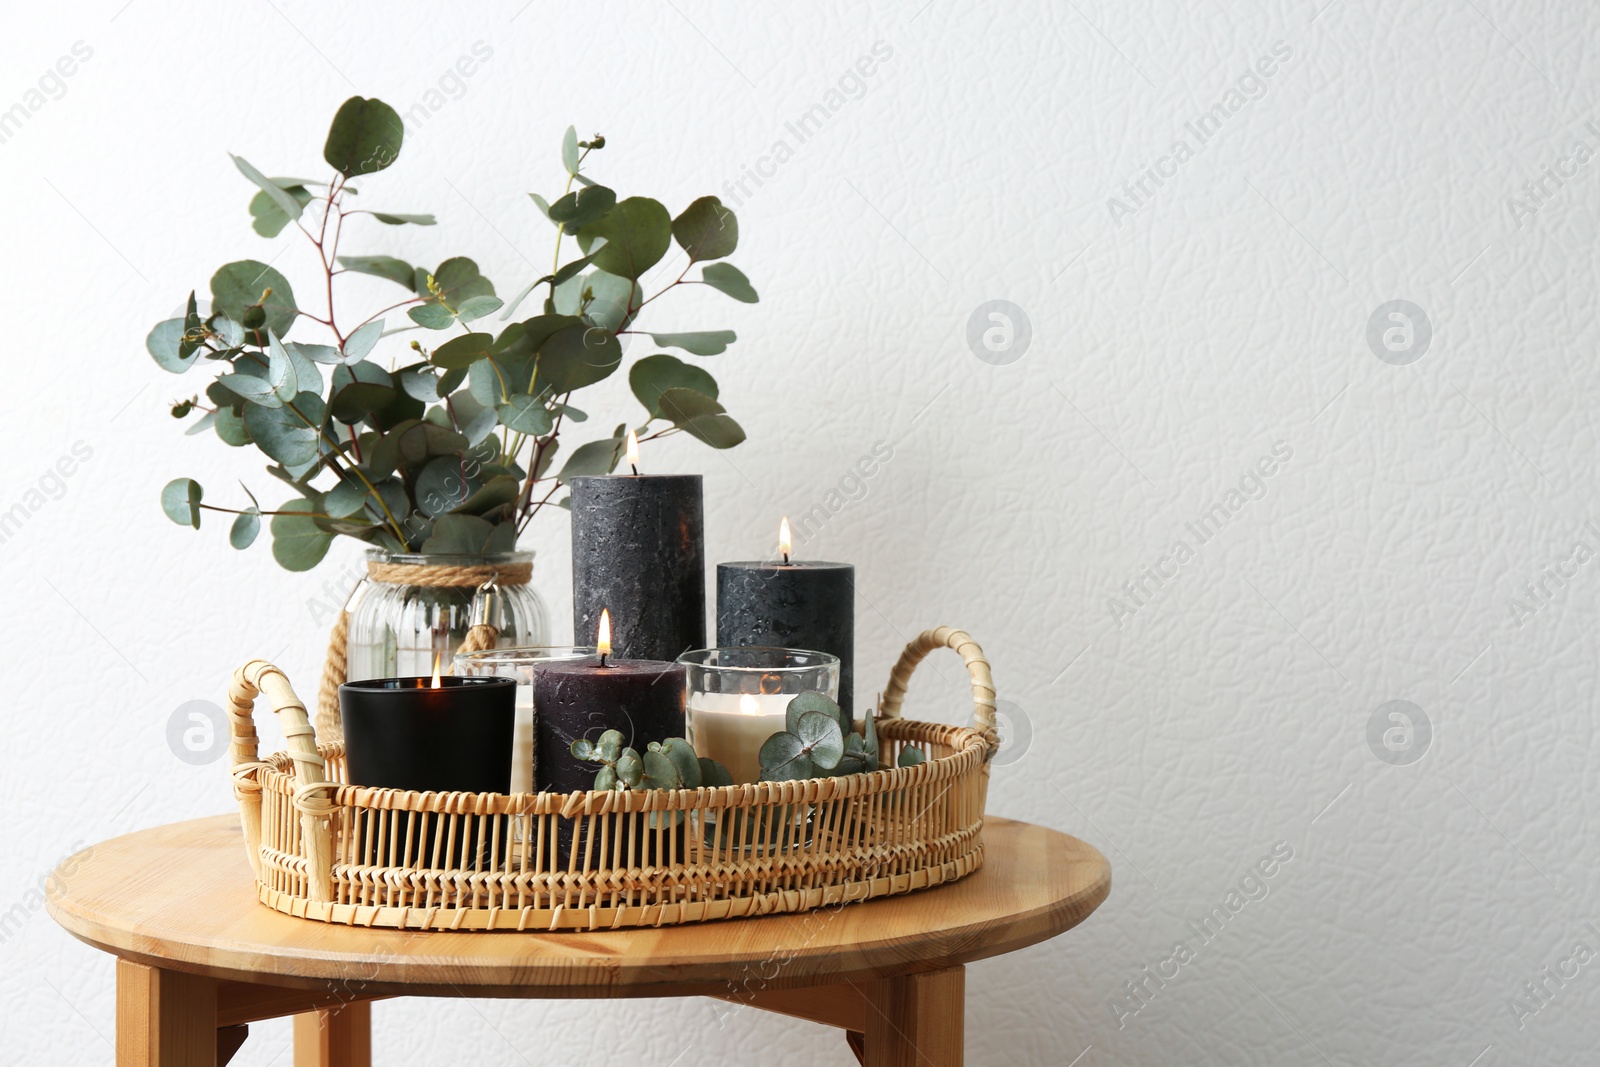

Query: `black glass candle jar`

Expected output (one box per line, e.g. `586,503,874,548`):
339,675,518,793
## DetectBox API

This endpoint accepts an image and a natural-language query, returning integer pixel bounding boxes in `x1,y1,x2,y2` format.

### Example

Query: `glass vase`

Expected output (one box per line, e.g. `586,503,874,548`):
346,550,551,682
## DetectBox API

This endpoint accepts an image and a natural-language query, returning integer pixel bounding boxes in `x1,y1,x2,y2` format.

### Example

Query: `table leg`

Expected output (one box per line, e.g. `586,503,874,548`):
293,1001,372,1067
116,959,219,1067
861,966,965,1067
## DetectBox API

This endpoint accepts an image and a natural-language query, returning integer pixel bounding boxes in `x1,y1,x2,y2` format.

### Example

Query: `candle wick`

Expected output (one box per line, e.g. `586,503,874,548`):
599,652,609,668
782,551,790,565
629,463,638,476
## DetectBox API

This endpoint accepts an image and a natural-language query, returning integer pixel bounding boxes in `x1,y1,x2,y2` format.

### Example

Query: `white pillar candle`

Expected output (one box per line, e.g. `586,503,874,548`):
512,686,535,794
688,692,789,785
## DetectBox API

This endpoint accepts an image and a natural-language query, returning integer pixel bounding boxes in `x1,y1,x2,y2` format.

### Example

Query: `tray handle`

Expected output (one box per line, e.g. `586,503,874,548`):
879,627,999,761
227,660,336,902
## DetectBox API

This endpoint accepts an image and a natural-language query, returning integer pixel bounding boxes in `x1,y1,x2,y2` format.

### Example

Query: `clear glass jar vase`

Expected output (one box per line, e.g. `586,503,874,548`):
346,551,552,681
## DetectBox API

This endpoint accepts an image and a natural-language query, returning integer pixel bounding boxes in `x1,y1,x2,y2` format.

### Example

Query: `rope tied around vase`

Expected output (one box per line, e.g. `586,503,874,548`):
314,559,534,741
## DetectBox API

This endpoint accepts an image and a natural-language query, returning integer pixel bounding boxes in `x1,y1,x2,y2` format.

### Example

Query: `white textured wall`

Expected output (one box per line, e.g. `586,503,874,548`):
4,0,1598,1063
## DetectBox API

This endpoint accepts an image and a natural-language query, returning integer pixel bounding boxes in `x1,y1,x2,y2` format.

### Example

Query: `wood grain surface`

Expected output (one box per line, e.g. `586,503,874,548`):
49,814,1109,999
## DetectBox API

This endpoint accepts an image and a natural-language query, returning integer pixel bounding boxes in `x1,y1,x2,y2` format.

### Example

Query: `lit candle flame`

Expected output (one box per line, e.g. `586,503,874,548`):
430,651,442,688
739,694,761,716
779,516,791,563
597,608,612,659
625,430,639,470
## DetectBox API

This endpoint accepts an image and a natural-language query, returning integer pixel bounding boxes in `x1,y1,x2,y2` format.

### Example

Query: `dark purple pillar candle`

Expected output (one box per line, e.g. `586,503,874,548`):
570,474,705,662
531,657,687,793
717,560,856,716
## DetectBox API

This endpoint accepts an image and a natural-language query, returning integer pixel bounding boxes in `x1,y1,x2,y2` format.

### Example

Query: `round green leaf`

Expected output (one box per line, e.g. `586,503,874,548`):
270,503,334,571
371,212,435,225
211,260,296,340
336,255,414,288
432,332,493,371
657,387,746,448
323,96,404,177
672,196,738,261
328,361,395,423
538,323,622,392
420,513,497,554
557,437,623,481
701,262,759,303
646,330,736,355
249,183,313,238
161,478,203,529
147,318,199,374
244,392,325,466
548,185,616,228
579,270,640,332
784,690,841,735
215,406,251,446
498,393,554,435
758,732,816,782
794,711,844,771
415,454,479,517
897,746,926,768
580,197,671,278
408,303,455,330
629,354,717,418
229,509,261,549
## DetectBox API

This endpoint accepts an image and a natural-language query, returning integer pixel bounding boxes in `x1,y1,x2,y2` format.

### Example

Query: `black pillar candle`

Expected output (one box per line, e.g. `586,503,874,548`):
531,657,688,794
570,473,705,662
717,559,856,717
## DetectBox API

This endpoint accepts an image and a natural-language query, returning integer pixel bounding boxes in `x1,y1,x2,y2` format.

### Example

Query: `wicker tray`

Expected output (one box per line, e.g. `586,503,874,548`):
226,627,997,932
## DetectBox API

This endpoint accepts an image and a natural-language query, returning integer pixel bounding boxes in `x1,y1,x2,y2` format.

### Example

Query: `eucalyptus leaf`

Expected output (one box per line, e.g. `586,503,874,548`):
447,392,499,446
161,478,203,529
629,354,717,417
147,318,199,374
647,330,736,355
548,185,615,228
249,183,314,238
327,361,393,422
215,406,251,446
560,125,580,175
229,509,261,549
701,262,759,303
288,340,343,366
557,436,624,481
529,192,553,220
657,387,746,448
421,513,499,554
184,411,217,436
266,331,298,402
408,303,455,330
456,295,504,323
757,732,815,783
579,196,671,278
323,96,404,177
432,332,493,371
897,747,925,768
340,318,384,363
213,370,282,408
537,323,622,392
271,502,334,570
416,455,479,517
784,690,841,735
498,393,554,435
672,196,738,261
337,255,414,288
580,270,641,332
794,711,845,770
230,154,303,228
244,392,325,466
371,212,435,225
211,260,296,340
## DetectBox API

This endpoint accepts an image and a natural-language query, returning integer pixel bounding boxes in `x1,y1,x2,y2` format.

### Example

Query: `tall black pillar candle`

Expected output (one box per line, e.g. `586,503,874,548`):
570,473,705,662
717,527,855,716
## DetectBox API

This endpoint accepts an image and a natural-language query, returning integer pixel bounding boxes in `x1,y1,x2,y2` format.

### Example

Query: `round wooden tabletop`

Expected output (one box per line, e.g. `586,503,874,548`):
47,814,1110,998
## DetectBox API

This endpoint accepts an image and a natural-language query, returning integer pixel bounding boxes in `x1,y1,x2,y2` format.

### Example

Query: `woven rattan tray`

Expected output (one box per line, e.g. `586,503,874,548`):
226,627,997,932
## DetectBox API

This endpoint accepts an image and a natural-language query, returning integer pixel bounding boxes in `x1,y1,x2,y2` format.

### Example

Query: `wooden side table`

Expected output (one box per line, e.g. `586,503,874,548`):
48,814,1109,1066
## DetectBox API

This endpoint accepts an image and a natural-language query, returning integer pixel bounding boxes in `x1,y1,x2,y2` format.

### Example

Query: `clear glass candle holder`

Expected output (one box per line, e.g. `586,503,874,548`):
678,648,841,786
453,646,595,795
